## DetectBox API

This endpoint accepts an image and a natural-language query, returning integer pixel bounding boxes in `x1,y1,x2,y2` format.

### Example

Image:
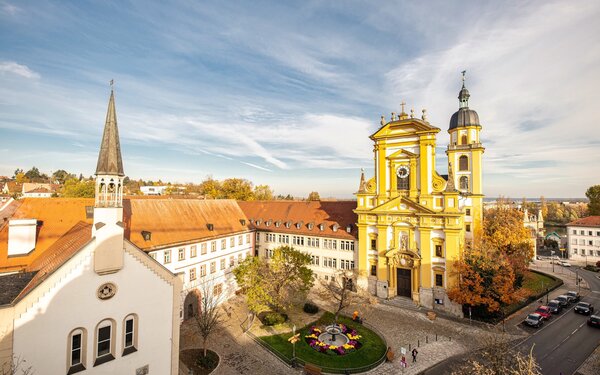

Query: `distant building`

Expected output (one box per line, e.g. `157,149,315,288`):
1,182,22,196
21,183,58,198
140,185,169,195
567,216,600,264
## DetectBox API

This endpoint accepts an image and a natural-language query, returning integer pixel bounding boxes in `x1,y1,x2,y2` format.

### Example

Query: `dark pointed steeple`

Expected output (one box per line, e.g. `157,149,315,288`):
95,89,124,176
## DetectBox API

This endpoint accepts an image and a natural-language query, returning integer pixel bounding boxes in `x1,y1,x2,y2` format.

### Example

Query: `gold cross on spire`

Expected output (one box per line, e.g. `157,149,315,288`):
400,101,406,114
461,70,466,83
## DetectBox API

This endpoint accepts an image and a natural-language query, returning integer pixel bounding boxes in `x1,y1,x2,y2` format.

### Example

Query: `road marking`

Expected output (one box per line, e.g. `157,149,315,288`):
539,322,585,361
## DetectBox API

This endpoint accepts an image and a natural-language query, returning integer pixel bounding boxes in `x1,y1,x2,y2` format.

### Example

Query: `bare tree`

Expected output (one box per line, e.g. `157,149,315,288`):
316,269,376,325
1,356,34,375
193,276,225,358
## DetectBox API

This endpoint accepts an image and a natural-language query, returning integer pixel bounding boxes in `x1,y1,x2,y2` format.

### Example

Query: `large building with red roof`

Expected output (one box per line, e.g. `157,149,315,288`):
567,216,600,263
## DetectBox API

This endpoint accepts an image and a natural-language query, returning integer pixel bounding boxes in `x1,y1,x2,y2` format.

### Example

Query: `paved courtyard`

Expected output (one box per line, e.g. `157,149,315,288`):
180,292,522,374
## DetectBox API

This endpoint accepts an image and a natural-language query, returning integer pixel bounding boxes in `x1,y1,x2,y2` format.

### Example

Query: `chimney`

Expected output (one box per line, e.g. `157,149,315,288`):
8,219,38,257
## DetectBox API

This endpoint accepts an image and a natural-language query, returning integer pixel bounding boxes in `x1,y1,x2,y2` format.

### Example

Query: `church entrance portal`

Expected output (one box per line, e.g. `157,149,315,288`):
396,268,412,298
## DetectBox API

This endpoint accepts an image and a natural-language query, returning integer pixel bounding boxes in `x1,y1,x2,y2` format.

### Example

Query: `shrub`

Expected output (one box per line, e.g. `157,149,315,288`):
262,312,287,326
303,302,319,314
196,352,218,369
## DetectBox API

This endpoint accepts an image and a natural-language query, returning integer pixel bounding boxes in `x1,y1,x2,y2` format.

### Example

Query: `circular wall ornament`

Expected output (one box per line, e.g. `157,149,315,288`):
97,282,117,300
396,165,409,178
400,258,407,266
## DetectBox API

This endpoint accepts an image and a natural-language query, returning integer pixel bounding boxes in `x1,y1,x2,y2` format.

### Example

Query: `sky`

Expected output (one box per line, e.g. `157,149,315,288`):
0,0,599,199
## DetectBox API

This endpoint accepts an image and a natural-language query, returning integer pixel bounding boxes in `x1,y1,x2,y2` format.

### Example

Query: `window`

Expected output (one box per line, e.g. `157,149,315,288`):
397,174,409,191
435,245,443,257
220,258,226,270
589,240,594,246
436,197,443,207
580,239,586,245
461,134,468,145
201,243,207,255
590,231,593,236
256,232,260,241
122,314,138,356
266,233,276,242
210,261,216,274
214,284,223,296
149,253,156,260
466,208,471,216
466,224,471,232
238,235,243,245
221,239,227,250
190,267,196,281
178,248,185,261
370,265,377,276
572,239,578,244
68,328,86,374
238,253,243,263
573,249,578,254
200,265,206,277
307,237,319,247
310,255,320,266
94,320,115,366
190,245,197,258
265,249,274,258
230,256,235,267
164,250,171,264
597,232,600,236
230,237,235,247
459,155,469,171
246,233,251,243
573,230,577,235
371,239,377,250
459,176,469,191
293,236,305,246
435,274,443,287
211,241,216,252
581,230,585,235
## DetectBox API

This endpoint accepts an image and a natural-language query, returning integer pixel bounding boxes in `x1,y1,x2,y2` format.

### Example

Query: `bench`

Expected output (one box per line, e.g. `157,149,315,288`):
386,348,395,362
304,363,322,375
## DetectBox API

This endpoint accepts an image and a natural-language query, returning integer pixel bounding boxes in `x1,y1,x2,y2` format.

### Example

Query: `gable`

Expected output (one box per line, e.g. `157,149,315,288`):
369,195,435,215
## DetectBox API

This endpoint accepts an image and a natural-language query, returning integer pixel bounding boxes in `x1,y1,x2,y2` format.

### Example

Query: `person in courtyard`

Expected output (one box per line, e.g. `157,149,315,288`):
412,348,418,362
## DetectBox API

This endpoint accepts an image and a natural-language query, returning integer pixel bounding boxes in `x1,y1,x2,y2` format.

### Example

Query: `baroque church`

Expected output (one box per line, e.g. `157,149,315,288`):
355,77,484,316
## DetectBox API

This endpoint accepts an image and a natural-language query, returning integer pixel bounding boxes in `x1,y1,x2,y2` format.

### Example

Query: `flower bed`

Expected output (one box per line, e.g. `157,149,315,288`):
304,324,363,356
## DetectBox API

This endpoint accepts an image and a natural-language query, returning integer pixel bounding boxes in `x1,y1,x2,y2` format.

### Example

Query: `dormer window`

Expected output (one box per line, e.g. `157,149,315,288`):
240,219,246,226
285,221,291,228
296,221,304,229
332,224,339,232
256,219,262,226
266,219,272,227
141,231,151,241
307,222,314,230
275,221,282,228
207,224,214,231
346,225,352,233
318,223,325,231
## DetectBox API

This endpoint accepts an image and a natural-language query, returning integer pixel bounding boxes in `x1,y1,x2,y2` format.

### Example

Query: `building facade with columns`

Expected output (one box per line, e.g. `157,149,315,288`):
355,79,484,316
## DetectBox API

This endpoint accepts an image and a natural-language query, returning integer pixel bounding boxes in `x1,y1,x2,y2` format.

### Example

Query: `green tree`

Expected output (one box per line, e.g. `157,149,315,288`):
307,191,320,201
24,167,43,181
586,185,600,215
199,176,221,199
234,246,314,314
61,178,95,198
253,184,274,200
52,169,75,184
220,178,254,200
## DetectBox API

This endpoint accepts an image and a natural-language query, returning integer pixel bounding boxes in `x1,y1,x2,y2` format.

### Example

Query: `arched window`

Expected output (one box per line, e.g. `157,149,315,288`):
461,134,468,145
123,314,139,356
67,328,87,374
460,176,469,191
94,319,116,366
459,155,469,171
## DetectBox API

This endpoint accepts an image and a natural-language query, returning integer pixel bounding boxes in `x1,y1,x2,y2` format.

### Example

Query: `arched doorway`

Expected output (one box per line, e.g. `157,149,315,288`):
183,290,201,320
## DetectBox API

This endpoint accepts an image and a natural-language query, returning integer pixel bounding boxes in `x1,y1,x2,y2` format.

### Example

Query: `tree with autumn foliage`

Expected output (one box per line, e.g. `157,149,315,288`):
482,205,534,284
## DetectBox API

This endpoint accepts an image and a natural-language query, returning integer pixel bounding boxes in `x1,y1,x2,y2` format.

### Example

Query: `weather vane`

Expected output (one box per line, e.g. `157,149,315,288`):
461,70,466,83
110,79,114,90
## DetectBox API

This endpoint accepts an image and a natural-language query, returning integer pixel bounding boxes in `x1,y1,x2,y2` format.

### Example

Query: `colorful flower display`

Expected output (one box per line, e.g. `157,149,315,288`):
304,324,363,356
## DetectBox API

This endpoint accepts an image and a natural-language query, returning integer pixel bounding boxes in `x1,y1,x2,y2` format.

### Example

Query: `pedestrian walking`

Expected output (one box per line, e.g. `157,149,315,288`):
412,348,418,363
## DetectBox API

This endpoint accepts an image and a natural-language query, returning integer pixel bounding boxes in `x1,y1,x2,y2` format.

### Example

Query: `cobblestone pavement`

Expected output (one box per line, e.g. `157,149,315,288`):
180,293,511,375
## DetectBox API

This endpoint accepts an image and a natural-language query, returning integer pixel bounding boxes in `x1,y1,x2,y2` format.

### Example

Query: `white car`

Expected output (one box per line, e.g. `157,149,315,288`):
559,261,571,267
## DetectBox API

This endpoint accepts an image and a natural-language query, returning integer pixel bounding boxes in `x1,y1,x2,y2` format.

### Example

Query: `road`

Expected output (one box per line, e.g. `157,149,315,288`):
422,264,600,375
516,267,600,374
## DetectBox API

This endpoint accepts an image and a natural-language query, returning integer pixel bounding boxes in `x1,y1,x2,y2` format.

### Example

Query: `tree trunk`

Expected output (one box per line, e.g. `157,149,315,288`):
203,337,208,357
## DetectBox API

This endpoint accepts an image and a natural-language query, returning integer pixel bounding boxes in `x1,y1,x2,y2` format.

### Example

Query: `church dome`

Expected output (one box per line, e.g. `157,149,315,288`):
449,78,480,130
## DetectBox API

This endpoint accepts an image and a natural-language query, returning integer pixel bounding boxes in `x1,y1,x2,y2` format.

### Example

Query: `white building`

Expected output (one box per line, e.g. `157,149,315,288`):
238,201,358,283
568,216,600,264
140,186,169,195
21,183,57,198
0,89,182,375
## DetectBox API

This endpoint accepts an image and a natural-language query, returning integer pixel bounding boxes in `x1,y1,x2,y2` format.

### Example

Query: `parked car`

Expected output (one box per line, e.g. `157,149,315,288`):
556,295,570,307
534,306,552,320
574,302,594,315
547,300,562,314
588,315,600,328
567,291,581,302
559,261,571,267
524,313,544,328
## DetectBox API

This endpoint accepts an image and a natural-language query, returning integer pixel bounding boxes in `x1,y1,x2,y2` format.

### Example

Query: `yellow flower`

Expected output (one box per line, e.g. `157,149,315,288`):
329,345,337,350
305,334,317,339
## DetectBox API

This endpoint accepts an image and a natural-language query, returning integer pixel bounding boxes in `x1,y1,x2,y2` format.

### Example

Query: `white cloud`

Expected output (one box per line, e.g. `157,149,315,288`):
0,61,40,79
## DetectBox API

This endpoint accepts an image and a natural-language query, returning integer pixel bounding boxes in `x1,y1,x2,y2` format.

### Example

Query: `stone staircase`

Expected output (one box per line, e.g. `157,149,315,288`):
381,296,423,312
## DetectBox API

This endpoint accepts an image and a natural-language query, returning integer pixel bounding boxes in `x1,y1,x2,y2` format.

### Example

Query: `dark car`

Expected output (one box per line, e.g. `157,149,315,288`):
524,313,544,328
556,295,570,307
567,291,581,302
588,315,600,328
548,300,562,314
534,306,552,320
574,302,594,315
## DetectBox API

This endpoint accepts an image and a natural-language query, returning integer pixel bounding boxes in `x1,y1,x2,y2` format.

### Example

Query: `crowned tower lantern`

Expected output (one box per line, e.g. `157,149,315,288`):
93,84,126,274
446,71,485,243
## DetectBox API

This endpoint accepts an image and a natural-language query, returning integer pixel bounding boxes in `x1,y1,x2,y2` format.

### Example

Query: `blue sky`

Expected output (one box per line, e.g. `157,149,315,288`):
1,0,599,198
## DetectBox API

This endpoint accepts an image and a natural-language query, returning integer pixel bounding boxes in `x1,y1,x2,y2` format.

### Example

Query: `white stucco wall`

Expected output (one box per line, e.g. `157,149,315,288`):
12,242,177,375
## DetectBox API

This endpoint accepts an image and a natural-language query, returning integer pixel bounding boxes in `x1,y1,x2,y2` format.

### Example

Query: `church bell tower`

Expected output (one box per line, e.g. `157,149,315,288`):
93,84,125,274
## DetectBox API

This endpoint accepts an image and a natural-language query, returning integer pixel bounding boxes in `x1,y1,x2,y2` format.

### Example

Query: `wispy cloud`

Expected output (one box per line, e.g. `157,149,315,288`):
0,61,40,79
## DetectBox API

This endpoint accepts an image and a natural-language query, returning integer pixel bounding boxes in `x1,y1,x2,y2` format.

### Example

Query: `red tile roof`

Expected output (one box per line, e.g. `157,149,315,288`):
238,200,357,240
567,216,600,227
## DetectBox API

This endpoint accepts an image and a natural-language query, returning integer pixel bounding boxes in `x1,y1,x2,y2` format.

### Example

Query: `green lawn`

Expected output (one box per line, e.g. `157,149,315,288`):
521,270,558,294
259,312,387,371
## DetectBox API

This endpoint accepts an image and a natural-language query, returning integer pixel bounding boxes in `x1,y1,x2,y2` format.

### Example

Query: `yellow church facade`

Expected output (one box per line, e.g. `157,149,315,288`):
355,78,484,316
